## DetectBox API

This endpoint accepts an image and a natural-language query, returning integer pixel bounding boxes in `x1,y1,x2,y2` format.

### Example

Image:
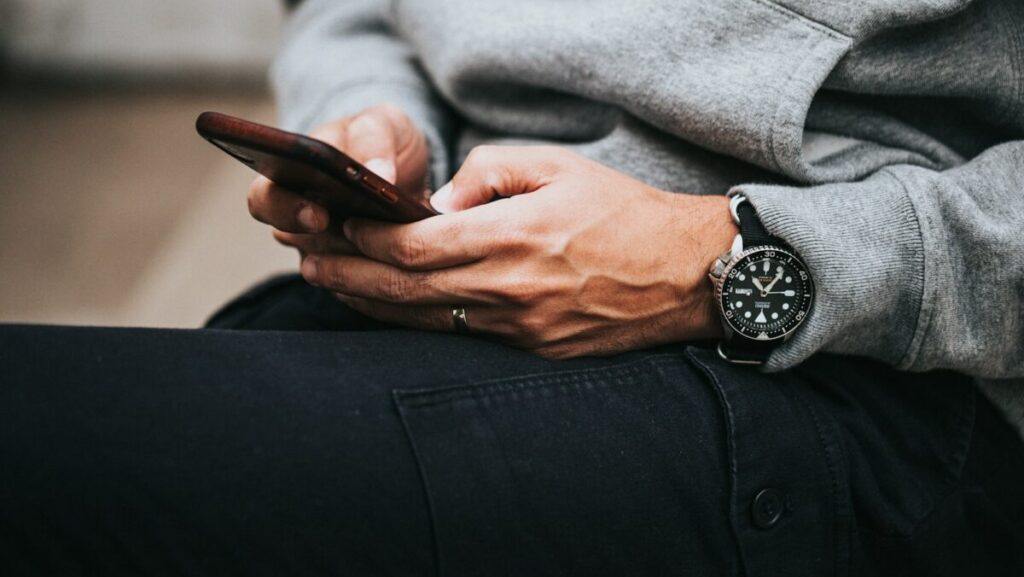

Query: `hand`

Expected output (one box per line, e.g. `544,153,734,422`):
301,146,738,359
246,104,431,259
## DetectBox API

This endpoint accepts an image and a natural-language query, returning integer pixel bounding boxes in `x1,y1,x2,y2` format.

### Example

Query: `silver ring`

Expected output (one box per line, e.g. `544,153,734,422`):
452,306,470,334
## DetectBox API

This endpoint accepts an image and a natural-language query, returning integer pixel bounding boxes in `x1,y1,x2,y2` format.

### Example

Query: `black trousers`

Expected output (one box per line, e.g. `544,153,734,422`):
2,274,1023,576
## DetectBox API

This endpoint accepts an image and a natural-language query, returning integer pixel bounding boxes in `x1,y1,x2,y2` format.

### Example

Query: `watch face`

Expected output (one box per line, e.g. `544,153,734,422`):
718,246,814,341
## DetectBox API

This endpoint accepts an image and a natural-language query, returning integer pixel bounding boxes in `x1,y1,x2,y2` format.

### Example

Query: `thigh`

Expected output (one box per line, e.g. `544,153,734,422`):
2,324,1020,577
0,325,738,576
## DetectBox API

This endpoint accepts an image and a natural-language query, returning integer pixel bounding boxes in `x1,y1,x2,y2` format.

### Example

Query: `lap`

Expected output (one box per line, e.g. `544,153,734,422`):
1,275,1021,576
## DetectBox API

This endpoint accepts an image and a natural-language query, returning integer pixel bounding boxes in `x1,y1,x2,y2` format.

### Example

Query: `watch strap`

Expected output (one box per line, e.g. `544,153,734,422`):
736,200,785,248
718,339,776,365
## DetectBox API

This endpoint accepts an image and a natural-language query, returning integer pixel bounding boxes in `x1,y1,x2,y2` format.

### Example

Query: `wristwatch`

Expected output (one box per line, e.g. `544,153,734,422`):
707,195,814,365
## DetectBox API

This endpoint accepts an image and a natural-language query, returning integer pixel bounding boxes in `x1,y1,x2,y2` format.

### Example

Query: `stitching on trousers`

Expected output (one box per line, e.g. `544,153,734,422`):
394,353,682,409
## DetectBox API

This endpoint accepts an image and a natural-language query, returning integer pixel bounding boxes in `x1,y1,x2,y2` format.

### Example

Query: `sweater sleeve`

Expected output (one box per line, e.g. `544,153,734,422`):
734,140,1024,379
271,0,453,186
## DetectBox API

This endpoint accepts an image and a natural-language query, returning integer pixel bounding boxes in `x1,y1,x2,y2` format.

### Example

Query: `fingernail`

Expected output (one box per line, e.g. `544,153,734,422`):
342,219,353,240
298,204,318,232
301,257,318,284
429,182,454,213
365,158,396,184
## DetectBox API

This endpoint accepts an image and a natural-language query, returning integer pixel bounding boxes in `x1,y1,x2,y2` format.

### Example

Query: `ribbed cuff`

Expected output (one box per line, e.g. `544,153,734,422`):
731,169,926,371
279,81,452,190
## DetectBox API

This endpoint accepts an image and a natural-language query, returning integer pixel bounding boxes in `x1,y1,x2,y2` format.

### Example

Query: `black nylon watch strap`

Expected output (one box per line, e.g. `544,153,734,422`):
718,339,776,364
737,200,784,248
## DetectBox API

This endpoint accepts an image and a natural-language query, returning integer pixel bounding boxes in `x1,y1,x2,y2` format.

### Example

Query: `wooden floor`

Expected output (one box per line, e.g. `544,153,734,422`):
0,85,296,327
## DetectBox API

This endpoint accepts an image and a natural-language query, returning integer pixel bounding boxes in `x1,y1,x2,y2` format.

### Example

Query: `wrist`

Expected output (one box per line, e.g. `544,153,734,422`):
664,193,739,340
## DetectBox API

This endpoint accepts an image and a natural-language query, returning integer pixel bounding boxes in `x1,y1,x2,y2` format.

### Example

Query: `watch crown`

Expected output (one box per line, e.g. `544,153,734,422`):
710,259,726,279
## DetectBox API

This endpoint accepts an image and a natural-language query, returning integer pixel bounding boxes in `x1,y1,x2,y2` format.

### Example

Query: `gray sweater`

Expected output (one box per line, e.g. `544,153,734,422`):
271,0,1024,437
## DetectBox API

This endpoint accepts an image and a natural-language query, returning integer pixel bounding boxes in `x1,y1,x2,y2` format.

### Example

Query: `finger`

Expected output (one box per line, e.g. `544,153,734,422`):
429,145,568,213
248,176,328,233
334,294,455,332
342,213,495,270
302,254,462,304
328,111,398,184
272,228,358,256
334,294,508,338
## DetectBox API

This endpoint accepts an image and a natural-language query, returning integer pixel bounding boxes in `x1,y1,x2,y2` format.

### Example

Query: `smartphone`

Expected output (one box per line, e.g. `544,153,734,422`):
195,111,438,223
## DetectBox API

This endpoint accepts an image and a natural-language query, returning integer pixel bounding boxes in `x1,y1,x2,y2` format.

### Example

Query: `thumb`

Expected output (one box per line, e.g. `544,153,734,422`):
312,111,398,184
430,145,565,213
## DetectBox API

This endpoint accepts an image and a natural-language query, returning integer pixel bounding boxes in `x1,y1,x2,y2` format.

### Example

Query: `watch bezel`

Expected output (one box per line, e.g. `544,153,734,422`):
714,244,814,342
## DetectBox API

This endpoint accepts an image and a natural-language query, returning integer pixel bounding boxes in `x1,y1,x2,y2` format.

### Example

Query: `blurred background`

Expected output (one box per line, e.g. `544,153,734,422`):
0,0,296,327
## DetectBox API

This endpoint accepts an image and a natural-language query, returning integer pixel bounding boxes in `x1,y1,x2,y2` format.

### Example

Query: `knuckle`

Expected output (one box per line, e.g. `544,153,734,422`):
502,277,539,306
375,271,415,302
323,262,347,289
349,111,385,135
482,170,504,194
390,233,429,267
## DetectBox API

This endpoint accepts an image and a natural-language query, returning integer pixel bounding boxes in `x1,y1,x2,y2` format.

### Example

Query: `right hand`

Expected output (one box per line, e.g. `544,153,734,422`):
246,104,431,258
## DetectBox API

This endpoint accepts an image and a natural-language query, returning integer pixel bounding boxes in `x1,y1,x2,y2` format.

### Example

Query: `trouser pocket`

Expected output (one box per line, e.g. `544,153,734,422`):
393,353,741,577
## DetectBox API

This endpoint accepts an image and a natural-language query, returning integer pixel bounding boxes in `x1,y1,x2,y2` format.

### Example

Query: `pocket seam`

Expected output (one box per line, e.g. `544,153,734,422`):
746,0,850,42
859,384,979,544
741,0,854,177
393,353,681,410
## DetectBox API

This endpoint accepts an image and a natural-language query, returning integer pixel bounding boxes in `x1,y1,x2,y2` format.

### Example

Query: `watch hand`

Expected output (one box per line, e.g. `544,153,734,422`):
763,270,784,293
766,290,796,296
752,278,765,292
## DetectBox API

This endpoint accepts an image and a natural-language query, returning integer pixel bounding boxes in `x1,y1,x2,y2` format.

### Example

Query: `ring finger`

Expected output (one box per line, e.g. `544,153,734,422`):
334,294,514,338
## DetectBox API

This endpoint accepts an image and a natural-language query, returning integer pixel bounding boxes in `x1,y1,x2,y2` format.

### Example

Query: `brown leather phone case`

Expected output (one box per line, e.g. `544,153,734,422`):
195,111,437,223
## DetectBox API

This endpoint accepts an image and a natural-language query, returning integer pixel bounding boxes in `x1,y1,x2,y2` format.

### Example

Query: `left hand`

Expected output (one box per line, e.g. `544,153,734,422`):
296,145,738,359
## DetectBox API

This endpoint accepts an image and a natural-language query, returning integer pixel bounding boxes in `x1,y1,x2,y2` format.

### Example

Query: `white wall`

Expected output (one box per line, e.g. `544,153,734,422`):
3,0,285,78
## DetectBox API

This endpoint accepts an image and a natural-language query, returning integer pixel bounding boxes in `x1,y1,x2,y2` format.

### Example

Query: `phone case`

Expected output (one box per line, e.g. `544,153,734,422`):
195,111,438,223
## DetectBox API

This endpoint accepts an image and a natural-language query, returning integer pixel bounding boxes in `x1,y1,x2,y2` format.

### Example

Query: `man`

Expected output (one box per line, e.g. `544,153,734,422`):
2,0,1023,575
